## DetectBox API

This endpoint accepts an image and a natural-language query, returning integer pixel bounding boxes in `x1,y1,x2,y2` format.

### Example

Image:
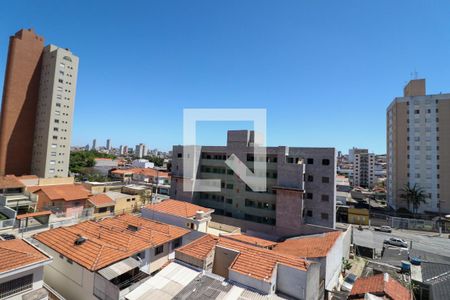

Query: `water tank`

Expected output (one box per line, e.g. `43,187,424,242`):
195,210,205,220
401,261,411,272
410,257,422,265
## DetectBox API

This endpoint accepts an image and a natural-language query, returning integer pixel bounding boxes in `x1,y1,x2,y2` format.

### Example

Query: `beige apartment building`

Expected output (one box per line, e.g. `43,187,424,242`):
31,45,79,178
353,151,375,189
387,79,450,214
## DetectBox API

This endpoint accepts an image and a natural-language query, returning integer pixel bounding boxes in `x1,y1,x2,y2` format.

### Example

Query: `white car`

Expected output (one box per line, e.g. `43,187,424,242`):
384,237,408,248
341,273,357,292
375,225,392,233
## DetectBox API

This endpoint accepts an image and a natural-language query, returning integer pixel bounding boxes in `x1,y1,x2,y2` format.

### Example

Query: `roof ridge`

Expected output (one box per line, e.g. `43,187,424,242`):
0,242,44,259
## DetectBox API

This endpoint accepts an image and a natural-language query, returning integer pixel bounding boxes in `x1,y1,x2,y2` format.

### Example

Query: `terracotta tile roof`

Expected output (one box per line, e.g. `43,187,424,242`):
144,199,213,218
16,210,52,220
88,193,115,207
34,214,189,271
221,234,277,248
32,184,92,201
273,231,341,258
350,274,411,300
0,239,51,273
111,168,169,178
17,175,39,179
0,175,25,189
176,234,309,281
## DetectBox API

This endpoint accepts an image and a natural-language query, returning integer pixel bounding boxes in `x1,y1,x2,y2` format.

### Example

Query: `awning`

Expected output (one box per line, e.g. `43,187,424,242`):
98,257,141,280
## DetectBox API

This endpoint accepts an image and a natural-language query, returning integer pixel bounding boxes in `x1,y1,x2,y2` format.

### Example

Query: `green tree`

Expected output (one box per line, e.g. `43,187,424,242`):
400,183,427,216
342,257,352,274
143,155,164,167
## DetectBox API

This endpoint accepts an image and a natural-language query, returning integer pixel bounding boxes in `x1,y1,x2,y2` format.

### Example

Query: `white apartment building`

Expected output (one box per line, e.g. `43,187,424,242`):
135,144,146,158
31,45,79,178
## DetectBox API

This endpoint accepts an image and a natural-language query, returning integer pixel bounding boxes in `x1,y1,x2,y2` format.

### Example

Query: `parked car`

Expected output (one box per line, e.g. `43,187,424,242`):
375,225,392,233
341,273,357,292
384,237,408,248
0,233,15,240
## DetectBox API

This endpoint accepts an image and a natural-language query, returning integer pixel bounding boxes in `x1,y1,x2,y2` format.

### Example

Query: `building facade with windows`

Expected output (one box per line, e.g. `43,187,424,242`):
353,151,375,188
170,130,336,235
387,79,450,214
31,45,79,178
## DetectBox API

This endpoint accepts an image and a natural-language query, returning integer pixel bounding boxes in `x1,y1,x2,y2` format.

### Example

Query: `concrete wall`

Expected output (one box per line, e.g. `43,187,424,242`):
0,267,45,300
141,208,190,229
228,268,274,295
37,244,96,300
325,234,343,291
276,264,308,299
212,245,239,278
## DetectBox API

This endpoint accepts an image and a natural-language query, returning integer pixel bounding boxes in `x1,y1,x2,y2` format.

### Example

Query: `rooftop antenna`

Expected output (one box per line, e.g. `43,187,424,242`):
410,69,418,80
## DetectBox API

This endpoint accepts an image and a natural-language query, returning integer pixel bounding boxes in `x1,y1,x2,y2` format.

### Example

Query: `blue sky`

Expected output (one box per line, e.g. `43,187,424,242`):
1,1,449,153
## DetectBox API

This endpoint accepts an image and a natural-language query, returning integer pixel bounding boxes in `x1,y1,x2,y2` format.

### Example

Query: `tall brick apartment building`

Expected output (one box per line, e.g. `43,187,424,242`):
170,130,336,236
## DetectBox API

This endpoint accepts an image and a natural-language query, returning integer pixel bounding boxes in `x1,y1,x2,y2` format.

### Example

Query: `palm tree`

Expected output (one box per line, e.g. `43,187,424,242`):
400,183,427,216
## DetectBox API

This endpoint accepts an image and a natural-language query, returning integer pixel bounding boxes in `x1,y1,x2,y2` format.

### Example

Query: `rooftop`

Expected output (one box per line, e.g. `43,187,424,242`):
144,199,214,218
34,214,189,271
176,234,309,281
88,193,115,207
273,231,341,258
0,239,51,273
111,168,169,178
349,273,410,300
0,175,25,189
31,184,92,201
220,233,277,248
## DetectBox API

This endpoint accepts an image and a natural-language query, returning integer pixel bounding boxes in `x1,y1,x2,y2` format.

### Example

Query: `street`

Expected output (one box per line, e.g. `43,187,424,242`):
352,226,450,257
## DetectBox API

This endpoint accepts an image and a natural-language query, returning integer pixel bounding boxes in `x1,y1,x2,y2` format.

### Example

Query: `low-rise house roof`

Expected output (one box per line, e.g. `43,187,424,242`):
105,191,134,201
16,210,52,220
176,234,309,281
111,168,169,178
273,231,341,258
349,273,410,300
0,175,25,189
88,193,115,207
144,199,213,218
0,239,51,273
220,233,277,248
34,214,189,271
31,184,91,201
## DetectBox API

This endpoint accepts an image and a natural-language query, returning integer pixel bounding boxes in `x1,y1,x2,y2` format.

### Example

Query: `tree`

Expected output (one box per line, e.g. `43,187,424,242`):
400,183,427,216
342,257,352,275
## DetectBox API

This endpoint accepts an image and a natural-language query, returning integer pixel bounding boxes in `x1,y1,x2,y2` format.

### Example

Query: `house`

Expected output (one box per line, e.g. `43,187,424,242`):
411,261,450,300
31,184,92,217
273,231,345,294
349,273,410,300
104,191,143,214
110,168,170,185
175,234,320,299
0,175,36,214
0,239,52,299
141,199,214,231
220,233,278,249
33,214,190,300
87,193,115,218
348,208,369,225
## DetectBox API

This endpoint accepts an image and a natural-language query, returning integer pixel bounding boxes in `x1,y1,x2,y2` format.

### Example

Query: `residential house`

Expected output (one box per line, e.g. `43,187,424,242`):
87,193,115,219
348,273,410,300
31,184,92,217
175,234,321,299
411,261,450,300
104,191,142,214
0,239,52,299
0,175,35,214
273,231,346,294
33,214,190,300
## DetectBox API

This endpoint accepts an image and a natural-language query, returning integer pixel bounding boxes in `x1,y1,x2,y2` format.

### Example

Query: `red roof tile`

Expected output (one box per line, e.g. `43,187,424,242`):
0,239,50,273
16,211,52,220
176,234,309,281
34,214,189,271
144,199,213,218
273,231,341,258
350,274,411,300
32,184,92,201
0,175,25,189
88,194,115,207
111,168,169,178
221,234,277,248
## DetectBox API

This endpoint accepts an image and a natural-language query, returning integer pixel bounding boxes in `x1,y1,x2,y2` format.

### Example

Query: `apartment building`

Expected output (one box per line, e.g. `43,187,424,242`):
31,45,79,178
135,143,146,158
33,214,189,300
387,79,450,214
353,151,375,188
170,130,336,235
0,29,78,178
0,29,44,176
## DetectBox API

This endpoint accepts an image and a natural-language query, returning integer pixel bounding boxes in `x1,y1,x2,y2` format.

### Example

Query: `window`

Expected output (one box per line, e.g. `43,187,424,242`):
307,158,314,164
177,153,182,158
322,177,330,183
322,159,330,165
59,62,65,68
321,194,329,202
52,135,58,140
155,245,164,255
414,109,420,114
172,238,182,249
226,198,233,204
0,274,33,298
306,193,313,200
226,183,233,189
321,213,329,220
51,144,57,148
58,79,63,83
56,103,61,107
307,210,313,217
307,175,314,182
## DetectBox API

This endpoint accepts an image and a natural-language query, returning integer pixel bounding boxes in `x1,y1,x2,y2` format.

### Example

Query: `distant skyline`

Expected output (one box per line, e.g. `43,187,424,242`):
1,1,450,153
